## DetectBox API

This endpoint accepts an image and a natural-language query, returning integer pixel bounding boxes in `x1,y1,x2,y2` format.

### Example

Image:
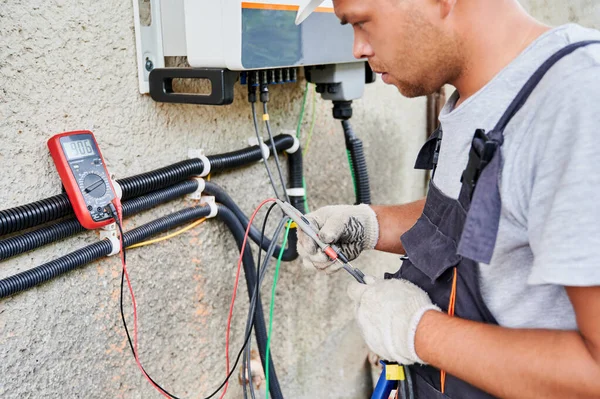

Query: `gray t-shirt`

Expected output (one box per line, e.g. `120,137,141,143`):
435,24,600,329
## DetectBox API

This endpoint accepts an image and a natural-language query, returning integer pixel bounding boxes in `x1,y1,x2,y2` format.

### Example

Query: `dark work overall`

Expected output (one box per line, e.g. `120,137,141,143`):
385,41,600,398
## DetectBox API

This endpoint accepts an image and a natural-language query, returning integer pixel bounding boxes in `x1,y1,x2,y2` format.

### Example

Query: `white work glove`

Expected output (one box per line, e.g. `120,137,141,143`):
296,204,379,273
348,276,440,365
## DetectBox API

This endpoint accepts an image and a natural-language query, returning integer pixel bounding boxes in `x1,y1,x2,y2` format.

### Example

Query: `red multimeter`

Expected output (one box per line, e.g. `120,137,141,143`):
48,130,120,229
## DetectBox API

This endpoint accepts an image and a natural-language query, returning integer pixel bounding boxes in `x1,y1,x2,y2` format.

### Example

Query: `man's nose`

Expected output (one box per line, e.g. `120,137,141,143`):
353,31,374,59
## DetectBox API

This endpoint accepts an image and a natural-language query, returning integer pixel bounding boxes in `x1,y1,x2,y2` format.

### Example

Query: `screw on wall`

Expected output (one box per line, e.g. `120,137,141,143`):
145,58,154,72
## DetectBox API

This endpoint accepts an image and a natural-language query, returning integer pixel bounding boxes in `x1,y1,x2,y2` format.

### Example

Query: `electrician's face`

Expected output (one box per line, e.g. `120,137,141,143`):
333,0,463,97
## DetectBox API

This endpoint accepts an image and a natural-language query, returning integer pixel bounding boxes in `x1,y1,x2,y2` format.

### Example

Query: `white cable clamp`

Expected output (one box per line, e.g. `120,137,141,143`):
201,196,218,218
248,136,270,160
281,130,300,154
111,179,123,200
188,148,211,177
100,223,121,256
286,188,306,197
187,177,206,201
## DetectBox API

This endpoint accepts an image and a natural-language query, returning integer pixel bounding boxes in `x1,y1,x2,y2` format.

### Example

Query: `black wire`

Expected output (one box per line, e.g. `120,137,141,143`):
251,101,282,200
257,203,278,278
112,215,180,399
262,101,290,203
109,206,264,399
244,202,279,399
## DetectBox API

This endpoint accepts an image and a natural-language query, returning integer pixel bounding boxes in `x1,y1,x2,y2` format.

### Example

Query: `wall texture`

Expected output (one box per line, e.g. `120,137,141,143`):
0,1,425,398
0,1,598,398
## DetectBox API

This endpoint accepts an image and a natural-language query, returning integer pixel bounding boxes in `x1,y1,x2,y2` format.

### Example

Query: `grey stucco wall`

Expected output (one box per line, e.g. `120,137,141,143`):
1,1,598,398
0,1,424,398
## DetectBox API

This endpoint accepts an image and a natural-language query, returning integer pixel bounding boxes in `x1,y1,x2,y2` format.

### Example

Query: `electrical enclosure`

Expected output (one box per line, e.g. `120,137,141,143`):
133,0,359,93
185,0,357,70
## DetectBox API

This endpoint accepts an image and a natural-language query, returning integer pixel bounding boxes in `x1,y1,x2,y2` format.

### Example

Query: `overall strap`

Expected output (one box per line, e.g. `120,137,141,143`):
458,40,600,264
414,127,443,171
493,40,600,134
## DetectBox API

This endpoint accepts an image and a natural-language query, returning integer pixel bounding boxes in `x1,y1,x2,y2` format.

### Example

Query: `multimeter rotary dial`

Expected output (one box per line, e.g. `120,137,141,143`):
82,173,107,198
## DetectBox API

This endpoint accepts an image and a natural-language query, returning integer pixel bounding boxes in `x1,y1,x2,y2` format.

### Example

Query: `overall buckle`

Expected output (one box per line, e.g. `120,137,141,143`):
461,129,499,198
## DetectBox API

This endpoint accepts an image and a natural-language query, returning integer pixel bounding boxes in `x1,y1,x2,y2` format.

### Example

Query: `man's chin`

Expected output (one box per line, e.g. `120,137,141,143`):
397,81,436,98
381,74,432,98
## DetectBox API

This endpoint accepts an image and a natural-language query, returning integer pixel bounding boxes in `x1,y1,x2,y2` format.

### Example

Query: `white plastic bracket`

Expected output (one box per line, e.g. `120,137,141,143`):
188,148,211,177
286,188,306,197
101,223,121,256
201,196,218,218
132,0,166,93
111,178,123,200
187,177,206,201
281,130,300,154
248,137,270,160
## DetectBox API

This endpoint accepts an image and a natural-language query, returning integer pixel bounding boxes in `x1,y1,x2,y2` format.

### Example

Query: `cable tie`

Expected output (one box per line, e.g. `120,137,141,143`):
188,148,211,177
247,136,270,160
111,178,123,200
286,187,305,197
99,223,121,256
281,130,300,154
201,196,218,218
186,177,206,201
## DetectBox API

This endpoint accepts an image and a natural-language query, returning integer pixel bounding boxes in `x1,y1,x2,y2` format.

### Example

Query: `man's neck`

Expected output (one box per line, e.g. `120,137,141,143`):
451,3,550,108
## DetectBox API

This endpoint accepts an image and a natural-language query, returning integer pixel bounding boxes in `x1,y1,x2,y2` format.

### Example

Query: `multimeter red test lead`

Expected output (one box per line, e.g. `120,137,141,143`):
47,130,120,230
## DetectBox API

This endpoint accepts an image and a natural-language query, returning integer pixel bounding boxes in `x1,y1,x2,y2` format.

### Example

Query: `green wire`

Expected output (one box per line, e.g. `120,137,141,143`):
346,149,358,198
265,221,293,399
296,81,309,138
302,177,310,214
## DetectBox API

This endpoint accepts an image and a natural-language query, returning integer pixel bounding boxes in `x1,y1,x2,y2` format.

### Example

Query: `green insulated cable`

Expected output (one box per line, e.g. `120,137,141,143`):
302,177,310,214
265,220,292,399
346,150,358,198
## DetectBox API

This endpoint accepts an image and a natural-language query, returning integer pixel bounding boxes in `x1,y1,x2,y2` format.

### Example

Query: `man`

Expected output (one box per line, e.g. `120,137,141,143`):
294,0,600,398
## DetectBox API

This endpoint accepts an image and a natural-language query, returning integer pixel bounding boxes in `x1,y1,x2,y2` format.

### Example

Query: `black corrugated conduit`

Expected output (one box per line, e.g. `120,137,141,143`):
0,134,298,237
216,205,284,399
342,120,372,205
0,205,212,299
0,139,304,262
0,180,199,262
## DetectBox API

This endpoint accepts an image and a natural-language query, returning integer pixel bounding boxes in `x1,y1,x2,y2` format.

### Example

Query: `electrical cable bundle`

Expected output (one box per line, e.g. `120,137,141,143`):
242,206,288,399
0,135,298,238
0,79,318,399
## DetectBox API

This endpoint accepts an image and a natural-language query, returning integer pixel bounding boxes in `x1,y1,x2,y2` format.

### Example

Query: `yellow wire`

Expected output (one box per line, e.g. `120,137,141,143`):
127,218,207,249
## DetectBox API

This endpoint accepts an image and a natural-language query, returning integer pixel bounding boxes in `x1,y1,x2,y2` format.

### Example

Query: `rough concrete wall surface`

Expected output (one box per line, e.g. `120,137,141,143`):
1,1,598,399
0,1,425,398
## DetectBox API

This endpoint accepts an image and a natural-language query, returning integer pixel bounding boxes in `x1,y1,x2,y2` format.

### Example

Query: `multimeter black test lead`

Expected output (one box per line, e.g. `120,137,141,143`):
275,199,366,284
48,130,121,230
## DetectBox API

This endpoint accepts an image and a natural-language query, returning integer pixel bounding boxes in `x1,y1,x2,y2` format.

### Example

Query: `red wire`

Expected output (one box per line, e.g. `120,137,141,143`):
220,198,276,399
116,197,276,398
116,203,172,399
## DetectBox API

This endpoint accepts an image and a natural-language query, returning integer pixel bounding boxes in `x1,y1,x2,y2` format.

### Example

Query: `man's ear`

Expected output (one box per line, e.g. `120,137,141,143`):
439,0,457,18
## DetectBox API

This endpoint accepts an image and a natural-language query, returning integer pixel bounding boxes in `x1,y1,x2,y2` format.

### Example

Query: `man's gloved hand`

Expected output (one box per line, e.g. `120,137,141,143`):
348,276,440,365
296,204,379,272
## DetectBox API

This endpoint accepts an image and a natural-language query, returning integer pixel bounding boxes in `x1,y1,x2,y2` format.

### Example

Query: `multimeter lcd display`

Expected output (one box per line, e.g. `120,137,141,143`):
63,139,96,160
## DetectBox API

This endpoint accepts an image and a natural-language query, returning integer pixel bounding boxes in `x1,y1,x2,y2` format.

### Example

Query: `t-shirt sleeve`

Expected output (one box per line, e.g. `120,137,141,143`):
527,66,600,286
